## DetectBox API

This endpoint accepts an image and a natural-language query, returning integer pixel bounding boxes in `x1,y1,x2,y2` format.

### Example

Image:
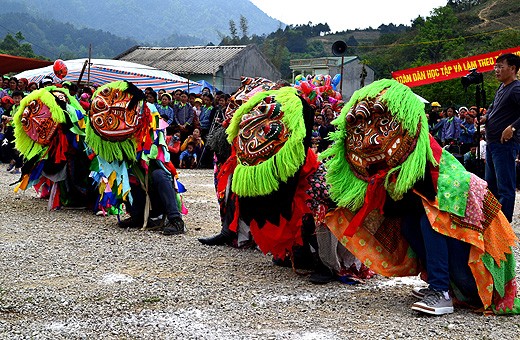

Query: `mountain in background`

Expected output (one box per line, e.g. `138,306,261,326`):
1,0,283,49
0,11,138,59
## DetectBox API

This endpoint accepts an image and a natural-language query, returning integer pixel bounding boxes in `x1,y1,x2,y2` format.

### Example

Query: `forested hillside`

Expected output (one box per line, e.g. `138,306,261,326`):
1,0,281,46
219,0,520,105
2,0,519,107
0,12,138,59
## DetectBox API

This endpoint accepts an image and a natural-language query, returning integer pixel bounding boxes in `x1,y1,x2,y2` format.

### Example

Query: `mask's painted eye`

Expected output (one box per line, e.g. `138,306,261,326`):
380,118,390,125
354,126,363,134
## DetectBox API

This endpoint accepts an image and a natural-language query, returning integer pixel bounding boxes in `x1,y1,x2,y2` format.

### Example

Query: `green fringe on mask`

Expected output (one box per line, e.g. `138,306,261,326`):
85,125,137,162
46,86,85,115
13,88,68,160
92,80,128,98
85,81,138,162
227,86,307,197
322,79,436,211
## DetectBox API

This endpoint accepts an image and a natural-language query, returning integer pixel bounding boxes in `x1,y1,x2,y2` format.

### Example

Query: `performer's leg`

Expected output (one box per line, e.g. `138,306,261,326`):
446,237,481,305
411,214,454,315
418,213,450,292
400,213,427,265
118,177,146,228
199,176,237,246
151,168,181,220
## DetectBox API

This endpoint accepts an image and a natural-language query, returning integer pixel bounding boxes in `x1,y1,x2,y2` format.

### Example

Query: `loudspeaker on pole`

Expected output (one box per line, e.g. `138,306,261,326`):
332,41,348,57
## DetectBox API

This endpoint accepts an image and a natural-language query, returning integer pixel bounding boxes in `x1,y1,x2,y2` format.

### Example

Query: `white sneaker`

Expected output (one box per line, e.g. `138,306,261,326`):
412,290,454,315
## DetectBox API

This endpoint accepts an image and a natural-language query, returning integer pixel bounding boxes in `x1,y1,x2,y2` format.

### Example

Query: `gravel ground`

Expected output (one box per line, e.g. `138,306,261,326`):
0,168,519,339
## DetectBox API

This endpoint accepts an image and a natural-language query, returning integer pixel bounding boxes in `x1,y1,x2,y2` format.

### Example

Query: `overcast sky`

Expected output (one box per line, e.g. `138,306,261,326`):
250,0,448,32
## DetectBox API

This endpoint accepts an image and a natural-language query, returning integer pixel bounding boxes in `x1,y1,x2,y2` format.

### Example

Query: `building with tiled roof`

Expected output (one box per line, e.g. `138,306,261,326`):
115,45,281,94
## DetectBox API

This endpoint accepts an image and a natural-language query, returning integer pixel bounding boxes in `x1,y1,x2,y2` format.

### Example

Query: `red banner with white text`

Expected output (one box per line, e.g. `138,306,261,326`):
392,46,520,87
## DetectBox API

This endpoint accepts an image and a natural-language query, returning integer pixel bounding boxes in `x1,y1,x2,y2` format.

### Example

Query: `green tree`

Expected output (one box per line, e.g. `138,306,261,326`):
239,15,249,41
229,20,239,44
0,32,40,59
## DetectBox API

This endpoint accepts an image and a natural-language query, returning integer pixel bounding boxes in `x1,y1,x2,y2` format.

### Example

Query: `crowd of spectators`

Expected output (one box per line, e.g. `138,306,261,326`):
0,73,231,171
428,101,486,177
0,73,510,183
142,86,230,169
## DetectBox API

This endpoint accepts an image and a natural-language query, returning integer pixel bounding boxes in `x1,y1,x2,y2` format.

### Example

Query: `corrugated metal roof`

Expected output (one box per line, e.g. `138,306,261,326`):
116,46,249,75
289,56,358,69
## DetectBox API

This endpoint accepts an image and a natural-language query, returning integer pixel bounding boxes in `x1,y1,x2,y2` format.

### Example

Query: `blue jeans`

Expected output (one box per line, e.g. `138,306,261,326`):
128,168,180,221
485,141,520,222
401,212,480,304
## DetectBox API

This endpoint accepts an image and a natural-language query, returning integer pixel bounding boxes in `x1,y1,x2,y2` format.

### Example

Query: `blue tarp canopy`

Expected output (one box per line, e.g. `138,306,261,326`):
189,80,220,94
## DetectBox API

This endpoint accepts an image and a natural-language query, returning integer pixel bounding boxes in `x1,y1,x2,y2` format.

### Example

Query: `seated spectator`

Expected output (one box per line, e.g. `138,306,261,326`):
181,128,204,160
179,142,197,169
165,127,182,167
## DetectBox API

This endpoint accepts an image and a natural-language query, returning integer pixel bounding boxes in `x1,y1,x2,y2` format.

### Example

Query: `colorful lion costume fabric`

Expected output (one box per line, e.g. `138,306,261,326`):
13,86,91,209
85,81,184,219
320,79,519,314
214,81,319,259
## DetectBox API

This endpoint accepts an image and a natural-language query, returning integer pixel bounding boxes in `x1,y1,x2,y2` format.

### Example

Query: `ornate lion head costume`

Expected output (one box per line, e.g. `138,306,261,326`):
226,86,314,197
322,79,436,211
85,81,148,162
14,86,85,162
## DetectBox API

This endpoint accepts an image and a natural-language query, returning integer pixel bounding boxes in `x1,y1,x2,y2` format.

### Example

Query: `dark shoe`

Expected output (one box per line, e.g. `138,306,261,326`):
198,233,232,246
272,257,292,268
309,261,336,285
118,216,144,229
146,215,165,230
163,217,186,235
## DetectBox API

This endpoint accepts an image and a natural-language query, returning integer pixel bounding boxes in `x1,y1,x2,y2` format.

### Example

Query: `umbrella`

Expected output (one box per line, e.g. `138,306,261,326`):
15,58,201,92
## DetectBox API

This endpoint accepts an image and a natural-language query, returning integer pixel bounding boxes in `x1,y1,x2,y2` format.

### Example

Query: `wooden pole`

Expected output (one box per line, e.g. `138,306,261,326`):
339,55,344,96
76,60,88,87
87,44,92,86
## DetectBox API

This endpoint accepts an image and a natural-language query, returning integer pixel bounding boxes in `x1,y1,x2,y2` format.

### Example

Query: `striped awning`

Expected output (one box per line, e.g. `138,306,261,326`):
15,58,200,92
